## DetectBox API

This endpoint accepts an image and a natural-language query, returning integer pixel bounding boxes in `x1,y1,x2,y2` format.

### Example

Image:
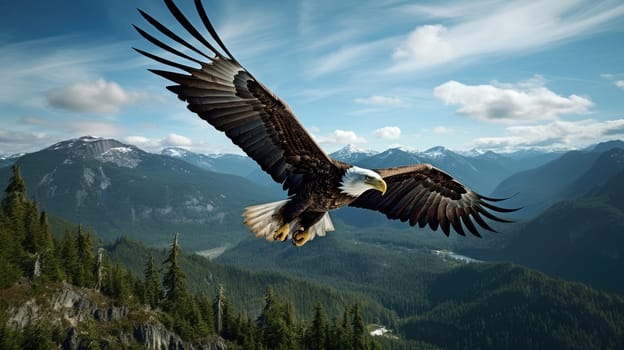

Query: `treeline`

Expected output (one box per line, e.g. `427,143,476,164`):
0,165,381,349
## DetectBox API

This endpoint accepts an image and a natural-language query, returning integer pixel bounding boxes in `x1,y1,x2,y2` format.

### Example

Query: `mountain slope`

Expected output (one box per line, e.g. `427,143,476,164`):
465,167,624,294
0,153,24,168
0,137,277,249
402,263,624,349
106,237,398,325
217,233,624,349
492,142,624,217
161,147,257,178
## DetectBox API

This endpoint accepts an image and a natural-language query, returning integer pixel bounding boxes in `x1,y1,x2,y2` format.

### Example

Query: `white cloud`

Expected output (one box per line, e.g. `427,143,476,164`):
46,78,144,114
354,95,404,107
125,133,192,151
163,133,192,147
314,129,367,144
433,76,593,122
615,80,624,89
125,136,153,146
472,119,624,152
391,1,624,72
373,126,401,140
392,25,453,67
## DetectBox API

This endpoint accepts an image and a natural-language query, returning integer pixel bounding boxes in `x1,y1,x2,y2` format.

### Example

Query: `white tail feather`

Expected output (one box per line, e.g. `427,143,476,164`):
243,200,288,241
308,213,335,240
243,200,335,242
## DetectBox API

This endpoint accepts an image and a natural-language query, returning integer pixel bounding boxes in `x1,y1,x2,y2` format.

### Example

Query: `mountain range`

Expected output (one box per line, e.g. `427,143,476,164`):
3,136,624,347
2,136,624,293
492,141,624,217
467,165,624,294
0,136,277,249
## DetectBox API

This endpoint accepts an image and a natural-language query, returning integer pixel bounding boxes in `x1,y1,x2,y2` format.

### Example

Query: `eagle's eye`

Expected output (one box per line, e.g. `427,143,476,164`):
364,175,372,181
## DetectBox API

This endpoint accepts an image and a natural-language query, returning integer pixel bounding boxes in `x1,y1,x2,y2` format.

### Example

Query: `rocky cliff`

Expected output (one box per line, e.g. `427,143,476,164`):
2,280,226,350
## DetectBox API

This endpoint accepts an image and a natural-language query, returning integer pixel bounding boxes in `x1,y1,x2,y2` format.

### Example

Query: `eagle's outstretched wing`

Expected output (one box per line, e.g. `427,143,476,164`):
349,164,518,237
134,0,333,194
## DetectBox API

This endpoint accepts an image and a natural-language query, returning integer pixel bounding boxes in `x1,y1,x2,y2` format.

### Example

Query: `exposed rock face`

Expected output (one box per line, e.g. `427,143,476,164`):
8,299,40,328
5,282,226,350
133,324,226,350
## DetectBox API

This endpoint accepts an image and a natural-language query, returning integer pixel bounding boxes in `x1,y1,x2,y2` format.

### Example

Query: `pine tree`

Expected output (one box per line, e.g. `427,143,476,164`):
60,229,80,285
37,212,61,281
105,264,131,304
1,165,26,214
0,213,21,288
143,253,162,307
1,165,28,277
351,304,367,350
196,294,215,336
309,303,328,350
22,202,41,254
76,226,95,287
162,233,189,310
259,287,291,350
332,307,353,350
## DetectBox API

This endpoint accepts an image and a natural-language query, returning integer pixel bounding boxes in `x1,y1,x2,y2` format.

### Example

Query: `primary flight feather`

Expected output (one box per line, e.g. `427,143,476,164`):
135,0,517,247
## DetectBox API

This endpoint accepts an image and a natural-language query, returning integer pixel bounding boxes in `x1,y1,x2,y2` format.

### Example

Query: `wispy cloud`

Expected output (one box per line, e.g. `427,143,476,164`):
472,118,624,152
432,126,455,135
354,95,404,107
0,36,137,107
433,75,594,122
615,80,624,89
17,115,122,139
46,78,145,114
390,0,624,72
217,10,283,63
0,128,50,146
307,37,395,78
373,126,401,140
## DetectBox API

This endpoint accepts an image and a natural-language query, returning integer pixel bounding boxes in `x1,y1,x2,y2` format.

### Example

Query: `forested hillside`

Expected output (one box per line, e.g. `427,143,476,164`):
4,159,624,349
0,166,384,349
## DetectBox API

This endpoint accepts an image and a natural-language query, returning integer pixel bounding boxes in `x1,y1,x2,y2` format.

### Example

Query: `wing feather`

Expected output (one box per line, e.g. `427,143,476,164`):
350,164,518,237
135,1,335,189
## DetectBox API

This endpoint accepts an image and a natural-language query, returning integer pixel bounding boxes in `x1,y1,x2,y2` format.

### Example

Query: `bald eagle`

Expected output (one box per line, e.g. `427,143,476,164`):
135,0,517,247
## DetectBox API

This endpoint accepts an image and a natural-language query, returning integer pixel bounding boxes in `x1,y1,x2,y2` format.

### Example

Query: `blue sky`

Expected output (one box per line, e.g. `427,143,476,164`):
1,0,623,155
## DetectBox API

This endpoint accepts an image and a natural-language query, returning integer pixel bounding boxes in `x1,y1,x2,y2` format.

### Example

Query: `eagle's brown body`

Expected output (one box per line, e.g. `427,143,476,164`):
136,0,517,246
278,161,352,226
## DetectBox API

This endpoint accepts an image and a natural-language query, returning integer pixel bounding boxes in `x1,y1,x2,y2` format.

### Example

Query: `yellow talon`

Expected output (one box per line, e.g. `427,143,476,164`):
292,229,312,247
273,223,290,242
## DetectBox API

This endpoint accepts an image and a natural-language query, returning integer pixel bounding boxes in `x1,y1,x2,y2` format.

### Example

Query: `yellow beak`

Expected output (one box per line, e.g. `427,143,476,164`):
367,178,387,195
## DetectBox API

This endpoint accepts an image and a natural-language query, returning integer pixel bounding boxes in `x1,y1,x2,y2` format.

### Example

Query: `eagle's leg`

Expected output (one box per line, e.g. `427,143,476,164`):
292,228,312,247
272,223,290,242
291,211,325,247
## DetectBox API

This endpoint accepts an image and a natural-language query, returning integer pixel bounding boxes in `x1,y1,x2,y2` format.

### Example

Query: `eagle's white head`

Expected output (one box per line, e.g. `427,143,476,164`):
339,166,387,197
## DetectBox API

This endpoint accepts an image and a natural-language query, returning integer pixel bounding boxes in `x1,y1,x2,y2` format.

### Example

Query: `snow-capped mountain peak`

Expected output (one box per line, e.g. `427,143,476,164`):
423,146,451,158
46,136,145,168
161,147,191,158
330,144,378,163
